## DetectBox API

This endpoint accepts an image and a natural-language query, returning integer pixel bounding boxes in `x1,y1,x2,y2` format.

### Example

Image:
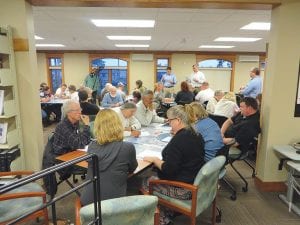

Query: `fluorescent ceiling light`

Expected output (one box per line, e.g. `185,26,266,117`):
115,44,149,48
214,37,262,42
35,44,65,47
107,36,151,40
34,35,44,40
91,19,155,28
240,22,271,30
199,45,235,49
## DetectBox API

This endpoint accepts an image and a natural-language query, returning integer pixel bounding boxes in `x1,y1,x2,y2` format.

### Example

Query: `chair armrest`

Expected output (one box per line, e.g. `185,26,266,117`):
0,191,46,201
0,171,34,177
149,179,197,194
75,197,82,225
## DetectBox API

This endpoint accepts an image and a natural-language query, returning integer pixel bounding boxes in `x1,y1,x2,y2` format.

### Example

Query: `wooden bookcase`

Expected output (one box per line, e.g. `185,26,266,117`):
0,26,23,170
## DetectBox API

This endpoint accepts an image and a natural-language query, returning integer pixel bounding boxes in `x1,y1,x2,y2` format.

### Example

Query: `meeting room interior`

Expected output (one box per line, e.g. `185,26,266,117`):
0,0,300,225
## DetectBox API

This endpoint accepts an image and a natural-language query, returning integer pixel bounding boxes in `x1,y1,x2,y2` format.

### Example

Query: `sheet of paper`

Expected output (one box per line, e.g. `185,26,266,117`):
137,150,162,160
161,136,172,142
140,131,150,137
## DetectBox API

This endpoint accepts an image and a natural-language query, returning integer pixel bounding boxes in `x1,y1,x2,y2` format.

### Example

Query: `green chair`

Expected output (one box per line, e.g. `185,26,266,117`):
77,195,159,225
0,171,49,225
149,155,226,225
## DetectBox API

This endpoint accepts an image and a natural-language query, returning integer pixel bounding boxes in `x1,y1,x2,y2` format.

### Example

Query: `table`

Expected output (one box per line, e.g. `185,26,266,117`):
56,123,171,176
273,145,300,216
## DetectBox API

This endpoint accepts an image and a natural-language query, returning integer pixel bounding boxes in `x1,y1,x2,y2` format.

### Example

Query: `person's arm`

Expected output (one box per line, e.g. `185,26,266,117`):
152,110,166,124
221,118,233,137
240,80,254,96
129,116,141,130
173,75,177,85
143,157,164,170
195,91,201,101
101,94,111,108
128,144,138,173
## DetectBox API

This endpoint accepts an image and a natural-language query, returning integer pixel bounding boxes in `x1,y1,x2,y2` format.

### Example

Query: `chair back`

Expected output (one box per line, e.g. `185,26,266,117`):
80,195,158,225
193,156,226,216
208,114,228,128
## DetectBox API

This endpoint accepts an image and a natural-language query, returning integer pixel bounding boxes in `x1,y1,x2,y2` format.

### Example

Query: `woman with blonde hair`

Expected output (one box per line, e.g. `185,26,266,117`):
190,102,224,161
214,91,239,118
81,109,138,206
142,104,205,225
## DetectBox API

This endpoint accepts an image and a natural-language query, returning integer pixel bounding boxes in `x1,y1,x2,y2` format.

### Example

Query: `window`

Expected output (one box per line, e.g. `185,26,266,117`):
156,58,169,82
47,55,63,93
198,59,232,68
91,57,128,92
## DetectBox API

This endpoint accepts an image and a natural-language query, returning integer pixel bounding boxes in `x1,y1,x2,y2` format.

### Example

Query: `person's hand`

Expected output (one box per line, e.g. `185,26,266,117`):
143,156,157,163
81,115,90,126
131,130,141,137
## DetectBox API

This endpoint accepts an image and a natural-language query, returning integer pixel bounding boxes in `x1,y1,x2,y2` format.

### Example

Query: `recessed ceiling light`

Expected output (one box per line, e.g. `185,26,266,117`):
214,37,262,42
91,19,155,28
115,44,149,48
34,35,44,40
240,22,271,30
107,36,151,40
199,45,235,49
35,44,65,47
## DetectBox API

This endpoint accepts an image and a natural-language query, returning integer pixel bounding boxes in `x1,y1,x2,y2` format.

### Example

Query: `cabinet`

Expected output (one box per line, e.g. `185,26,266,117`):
0,26,22,171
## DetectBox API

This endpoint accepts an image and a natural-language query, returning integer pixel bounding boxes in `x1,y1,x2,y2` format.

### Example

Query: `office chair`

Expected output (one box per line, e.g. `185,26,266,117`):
0,171,49,225
149,156,226,225
208,114,228,128
75,195,159,225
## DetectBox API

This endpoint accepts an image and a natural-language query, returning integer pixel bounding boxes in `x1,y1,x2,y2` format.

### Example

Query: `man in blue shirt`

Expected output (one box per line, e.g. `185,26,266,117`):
101,86,124,108
239,67,262,98
161,66,177,96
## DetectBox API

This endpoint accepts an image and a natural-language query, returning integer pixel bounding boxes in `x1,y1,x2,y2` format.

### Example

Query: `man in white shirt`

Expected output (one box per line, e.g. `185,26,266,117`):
195,82,214,104
113,102,141,137
135,90,166,126
189,64,206,93
55,83,70,99
206,90,224,114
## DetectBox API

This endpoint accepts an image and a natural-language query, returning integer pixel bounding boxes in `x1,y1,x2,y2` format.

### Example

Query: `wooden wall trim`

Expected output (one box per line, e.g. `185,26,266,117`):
26,0,280,10
13,38,29,52
254,177,286,192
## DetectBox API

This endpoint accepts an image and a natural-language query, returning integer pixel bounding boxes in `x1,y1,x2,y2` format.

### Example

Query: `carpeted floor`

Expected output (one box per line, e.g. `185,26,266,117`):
36,123,300,225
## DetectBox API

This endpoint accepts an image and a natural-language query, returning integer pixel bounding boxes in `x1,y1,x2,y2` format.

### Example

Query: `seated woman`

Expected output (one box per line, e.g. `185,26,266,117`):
142,105,205,225
214,92,240,118
174,81,194,105
190,102,224,161
134,79,147,94
80,109,138,206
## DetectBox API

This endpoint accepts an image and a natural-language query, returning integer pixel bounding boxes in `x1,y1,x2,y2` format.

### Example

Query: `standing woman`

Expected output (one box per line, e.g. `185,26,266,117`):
81,109,138,206
142,105,205,225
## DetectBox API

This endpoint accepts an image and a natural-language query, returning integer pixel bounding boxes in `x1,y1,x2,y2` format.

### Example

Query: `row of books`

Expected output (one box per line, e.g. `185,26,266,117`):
0,147,20,172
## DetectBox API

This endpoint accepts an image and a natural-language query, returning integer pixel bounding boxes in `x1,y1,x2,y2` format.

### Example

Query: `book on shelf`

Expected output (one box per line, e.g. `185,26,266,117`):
0,123,8,144
0,90,4,115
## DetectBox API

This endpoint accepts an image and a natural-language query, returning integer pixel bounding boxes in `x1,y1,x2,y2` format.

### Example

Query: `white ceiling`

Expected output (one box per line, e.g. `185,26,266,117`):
33,7,271,52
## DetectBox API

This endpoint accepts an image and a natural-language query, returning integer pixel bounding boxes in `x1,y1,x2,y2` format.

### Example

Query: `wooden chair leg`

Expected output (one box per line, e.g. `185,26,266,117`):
190,216,196,225
154,207,160,225
211,198,216,225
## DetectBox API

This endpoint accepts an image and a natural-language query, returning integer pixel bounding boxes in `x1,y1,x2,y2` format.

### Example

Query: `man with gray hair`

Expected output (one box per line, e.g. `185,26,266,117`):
206,90,224,114
42,100,91,194
113,102,141,137
135,90,166,126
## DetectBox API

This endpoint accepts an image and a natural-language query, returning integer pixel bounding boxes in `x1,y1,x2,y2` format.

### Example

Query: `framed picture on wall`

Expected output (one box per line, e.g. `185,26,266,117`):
294,61,300,117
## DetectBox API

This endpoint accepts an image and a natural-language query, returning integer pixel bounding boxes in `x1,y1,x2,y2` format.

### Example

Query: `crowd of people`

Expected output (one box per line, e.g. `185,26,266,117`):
41,64,262,225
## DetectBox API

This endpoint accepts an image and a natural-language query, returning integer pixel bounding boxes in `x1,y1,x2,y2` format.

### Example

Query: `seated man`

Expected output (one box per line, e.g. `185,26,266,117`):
101,86,124,108
55,83,70,99
221,97,260,153
135,90,166,126
113,102,141,137
79,89,99,115
42,100,91,194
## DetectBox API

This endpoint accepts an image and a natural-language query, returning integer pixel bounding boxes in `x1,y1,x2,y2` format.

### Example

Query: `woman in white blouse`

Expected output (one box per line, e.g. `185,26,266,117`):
214,92,239,118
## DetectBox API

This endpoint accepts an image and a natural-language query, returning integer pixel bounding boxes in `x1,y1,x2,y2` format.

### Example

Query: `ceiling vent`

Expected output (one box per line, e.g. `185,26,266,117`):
238,55,259,62
131,54,153,62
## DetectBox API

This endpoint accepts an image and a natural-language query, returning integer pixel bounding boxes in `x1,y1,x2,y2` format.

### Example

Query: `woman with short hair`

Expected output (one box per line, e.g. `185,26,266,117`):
80,109,138,206
142,104,205,225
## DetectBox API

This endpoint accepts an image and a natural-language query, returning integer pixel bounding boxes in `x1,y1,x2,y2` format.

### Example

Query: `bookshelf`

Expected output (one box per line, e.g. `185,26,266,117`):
0,26,22,171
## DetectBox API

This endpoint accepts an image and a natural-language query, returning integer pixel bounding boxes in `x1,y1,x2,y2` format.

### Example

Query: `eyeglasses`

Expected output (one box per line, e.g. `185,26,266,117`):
167,118,178,123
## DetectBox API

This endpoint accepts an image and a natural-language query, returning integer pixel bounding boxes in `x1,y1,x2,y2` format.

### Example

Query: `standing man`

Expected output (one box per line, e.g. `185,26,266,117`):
239,67,262,98
189,64,206,94
84,67,100,104
161,66,177,96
